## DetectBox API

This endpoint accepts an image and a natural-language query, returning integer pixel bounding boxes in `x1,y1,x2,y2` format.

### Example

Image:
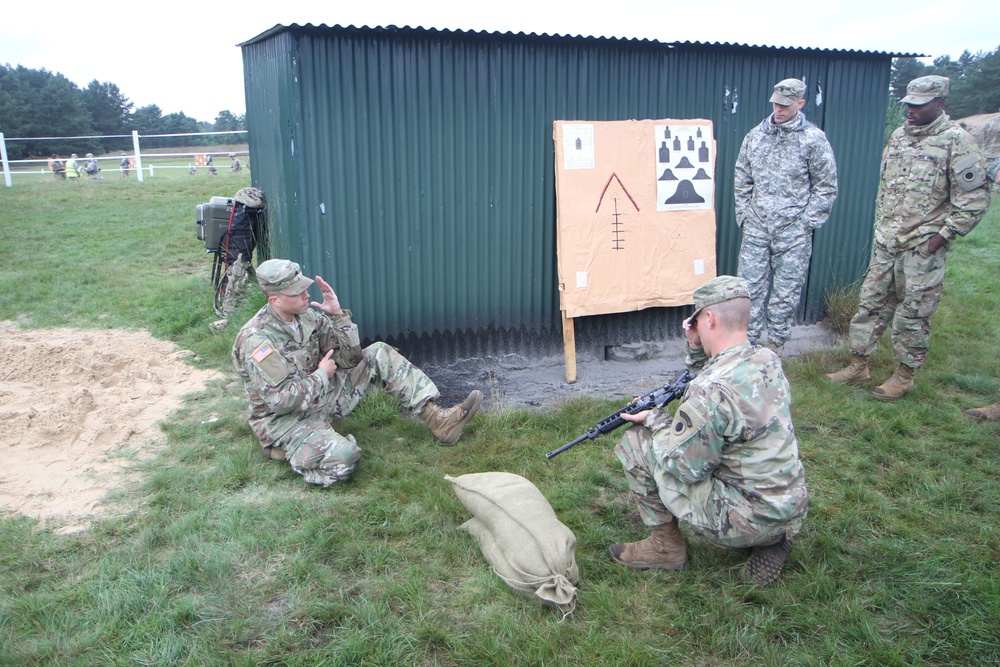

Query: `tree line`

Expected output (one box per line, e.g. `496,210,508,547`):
890,46,1000,119
883,47,1000,143
0,64,246,159
4,49,998,161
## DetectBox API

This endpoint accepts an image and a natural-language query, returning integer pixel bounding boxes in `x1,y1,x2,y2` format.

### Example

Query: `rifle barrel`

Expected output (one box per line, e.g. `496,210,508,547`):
545,370,693,460
545,431,593,460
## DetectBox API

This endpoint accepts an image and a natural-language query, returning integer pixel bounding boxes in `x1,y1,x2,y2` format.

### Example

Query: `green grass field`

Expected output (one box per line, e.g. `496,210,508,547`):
1,175,998,666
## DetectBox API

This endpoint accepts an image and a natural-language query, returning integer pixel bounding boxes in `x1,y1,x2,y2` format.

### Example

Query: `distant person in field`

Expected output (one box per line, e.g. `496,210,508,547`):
65,154,81,181
825,76,992,400
83,153,101,180
232,259,484,487
50,154,66,180
120,153,131,178
189,164,198,175
229,153,243,173
207,154,218,176
962,156,1000,422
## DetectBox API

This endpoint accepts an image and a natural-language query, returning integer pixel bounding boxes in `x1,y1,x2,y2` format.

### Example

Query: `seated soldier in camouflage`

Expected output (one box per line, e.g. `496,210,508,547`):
232,259,483,487
610,276,809,584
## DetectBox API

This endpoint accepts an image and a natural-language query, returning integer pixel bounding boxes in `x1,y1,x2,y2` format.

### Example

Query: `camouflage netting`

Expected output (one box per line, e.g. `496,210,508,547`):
958,112,1000,160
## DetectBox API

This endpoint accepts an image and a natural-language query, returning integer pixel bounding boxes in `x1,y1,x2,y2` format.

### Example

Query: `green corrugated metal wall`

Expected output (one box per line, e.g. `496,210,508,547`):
240,25,892,361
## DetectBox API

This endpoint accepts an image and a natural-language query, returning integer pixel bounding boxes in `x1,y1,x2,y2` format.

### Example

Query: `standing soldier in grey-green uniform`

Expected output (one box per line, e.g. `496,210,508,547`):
826,76,992,400
609,276,809,584
232,259,484,487
735,78,839,353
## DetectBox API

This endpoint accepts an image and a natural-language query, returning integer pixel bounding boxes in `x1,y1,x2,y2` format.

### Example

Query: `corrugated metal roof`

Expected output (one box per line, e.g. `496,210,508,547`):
239,23,923,58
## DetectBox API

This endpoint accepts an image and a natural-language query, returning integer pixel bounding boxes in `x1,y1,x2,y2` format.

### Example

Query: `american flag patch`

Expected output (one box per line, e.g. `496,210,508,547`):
252,343,274,363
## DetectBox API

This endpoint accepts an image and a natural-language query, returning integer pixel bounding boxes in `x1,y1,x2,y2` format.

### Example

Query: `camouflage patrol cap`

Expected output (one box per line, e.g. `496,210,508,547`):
234,187,265,208
901,75,949,105
769,79,806,105
256,259,314,296
689,275,752,321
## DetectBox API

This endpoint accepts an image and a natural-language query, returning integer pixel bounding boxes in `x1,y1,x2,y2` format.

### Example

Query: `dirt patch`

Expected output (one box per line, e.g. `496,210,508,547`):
426,324,841,410
0,323,220,532
957,112,1000,159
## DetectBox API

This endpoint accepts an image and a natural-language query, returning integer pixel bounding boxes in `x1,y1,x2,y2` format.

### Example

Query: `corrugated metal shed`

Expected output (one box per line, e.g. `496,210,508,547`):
240,24,908,364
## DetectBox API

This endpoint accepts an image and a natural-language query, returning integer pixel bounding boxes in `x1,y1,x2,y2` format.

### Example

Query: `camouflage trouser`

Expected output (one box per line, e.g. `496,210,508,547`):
218,255,254,318
614,425,799,549
848,241,948,369
737,229,813,346
277,342,440,487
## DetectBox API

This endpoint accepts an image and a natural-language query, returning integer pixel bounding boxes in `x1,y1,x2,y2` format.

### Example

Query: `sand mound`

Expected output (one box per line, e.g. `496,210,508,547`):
957,112,1000,159
0,324,221,532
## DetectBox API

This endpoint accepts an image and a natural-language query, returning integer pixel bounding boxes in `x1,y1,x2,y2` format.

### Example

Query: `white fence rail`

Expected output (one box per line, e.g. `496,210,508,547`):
0,129,248,187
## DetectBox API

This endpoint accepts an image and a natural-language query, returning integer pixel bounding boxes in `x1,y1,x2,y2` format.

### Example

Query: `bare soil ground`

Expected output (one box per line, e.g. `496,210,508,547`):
426,324,840,409
0,323,219,533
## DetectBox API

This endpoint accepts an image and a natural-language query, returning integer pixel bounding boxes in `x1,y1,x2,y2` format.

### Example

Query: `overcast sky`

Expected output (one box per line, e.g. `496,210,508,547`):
4,1,998,123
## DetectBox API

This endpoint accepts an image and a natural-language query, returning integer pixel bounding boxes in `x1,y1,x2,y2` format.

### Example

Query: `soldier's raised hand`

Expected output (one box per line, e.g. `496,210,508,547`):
311,275,344,316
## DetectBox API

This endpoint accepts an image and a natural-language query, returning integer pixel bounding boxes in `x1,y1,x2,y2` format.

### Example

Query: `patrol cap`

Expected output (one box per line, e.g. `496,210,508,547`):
257,259,314,296
234,186,265,208
901,75,949,105
769,78,806,105
689,275,751,321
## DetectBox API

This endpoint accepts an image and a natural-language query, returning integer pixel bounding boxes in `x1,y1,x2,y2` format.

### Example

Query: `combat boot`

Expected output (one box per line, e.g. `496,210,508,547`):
964,401,1000,422
608,520,689,571
765,340,783,354
871,364,915,401
824,354,871,386
742,535,793,585
419,390,484,444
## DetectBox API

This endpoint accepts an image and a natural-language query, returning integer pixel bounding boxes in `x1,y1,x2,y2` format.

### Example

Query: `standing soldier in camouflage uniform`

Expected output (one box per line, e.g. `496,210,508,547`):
232,259,484,487
50,154,66,180
609,276,809,584
735,78,839,352
826,76,991,400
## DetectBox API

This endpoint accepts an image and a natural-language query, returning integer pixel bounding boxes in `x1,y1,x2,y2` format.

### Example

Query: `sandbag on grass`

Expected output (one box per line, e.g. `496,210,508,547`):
446,472,579,616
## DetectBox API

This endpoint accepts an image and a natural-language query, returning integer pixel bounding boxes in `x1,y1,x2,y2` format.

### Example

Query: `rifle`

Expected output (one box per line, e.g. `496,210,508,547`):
545,370,693,460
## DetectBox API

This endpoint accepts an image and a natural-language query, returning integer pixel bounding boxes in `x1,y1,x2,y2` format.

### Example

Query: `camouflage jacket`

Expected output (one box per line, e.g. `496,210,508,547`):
734,112,839,240
645,341,809,526
876,114,991,251
232,304,364,441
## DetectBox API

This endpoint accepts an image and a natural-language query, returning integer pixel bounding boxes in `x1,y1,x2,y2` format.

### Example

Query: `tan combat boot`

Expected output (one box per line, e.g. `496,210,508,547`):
964,401,1000,422
419,390,484,444
824,354,871,386
871,364,915,401
608,520,689,571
